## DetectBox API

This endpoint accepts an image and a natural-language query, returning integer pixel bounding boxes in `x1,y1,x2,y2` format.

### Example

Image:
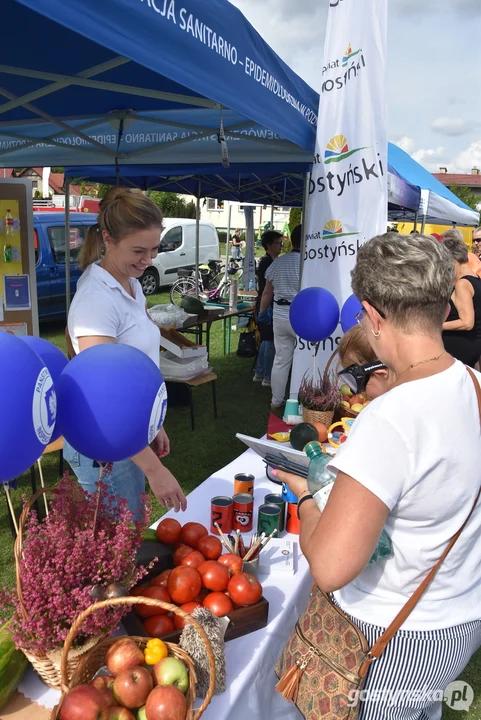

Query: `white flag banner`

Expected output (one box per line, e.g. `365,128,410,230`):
291,0,388,394
243,206,256,290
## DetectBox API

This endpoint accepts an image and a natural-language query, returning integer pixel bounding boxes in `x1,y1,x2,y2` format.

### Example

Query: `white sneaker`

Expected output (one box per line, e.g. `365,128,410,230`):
253,375,263,383
271,400,284,410
262,379,271,388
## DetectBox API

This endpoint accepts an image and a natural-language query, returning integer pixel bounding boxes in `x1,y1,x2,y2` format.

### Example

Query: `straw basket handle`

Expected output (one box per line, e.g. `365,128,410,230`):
60,596,217,720
324,346,339,375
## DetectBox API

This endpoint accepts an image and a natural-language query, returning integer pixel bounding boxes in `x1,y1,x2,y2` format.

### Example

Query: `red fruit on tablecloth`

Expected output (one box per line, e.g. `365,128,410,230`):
196,535,223,560
179,522,209,548
134,586,171,618
167,566,202,605
198,560,230,592
179,550,206,569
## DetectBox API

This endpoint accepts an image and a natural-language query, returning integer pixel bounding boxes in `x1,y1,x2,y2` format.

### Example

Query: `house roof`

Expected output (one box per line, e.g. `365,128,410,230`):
433,173,481,187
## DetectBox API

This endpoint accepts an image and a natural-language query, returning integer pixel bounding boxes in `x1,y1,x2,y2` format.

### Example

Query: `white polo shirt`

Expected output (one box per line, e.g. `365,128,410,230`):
68,263,160,367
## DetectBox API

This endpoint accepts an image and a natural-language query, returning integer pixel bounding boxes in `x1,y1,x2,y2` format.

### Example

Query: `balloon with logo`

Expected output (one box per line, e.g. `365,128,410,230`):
0,331,56,483
56,343,168,462
289,287,340,342
340,294,363,333
20,335,68,441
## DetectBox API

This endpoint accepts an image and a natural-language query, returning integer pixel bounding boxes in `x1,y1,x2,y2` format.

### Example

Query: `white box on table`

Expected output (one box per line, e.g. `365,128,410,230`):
258,538,296,575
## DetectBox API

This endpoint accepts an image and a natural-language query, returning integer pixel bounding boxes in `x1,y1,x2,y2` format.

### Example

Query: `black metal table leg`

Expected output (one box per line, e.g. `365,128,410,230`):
212,380,218,420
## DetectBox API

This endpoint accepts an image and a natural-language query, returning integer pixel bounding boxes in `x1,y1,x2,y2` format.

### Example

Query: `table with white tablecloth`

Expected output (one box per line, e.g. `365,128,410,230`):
14,448,312,720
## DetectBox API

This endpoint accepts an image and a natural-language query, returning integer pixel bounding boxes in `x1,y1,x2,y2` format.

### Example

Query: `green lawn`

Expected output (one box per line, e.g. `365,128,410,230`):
1,294,480,717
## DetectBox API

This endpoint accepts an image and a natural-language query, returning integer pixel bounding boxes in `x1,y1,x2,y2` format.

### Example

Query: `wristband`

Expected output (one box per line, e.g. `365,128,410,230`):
297,493,314,518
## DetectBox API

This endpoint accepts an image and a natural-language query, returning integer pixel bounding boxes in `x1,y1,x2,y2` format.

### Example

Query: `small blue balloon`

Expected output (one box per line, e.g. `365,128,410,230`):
0,332,55,482
340,294,363,333
289,287,340,343
56,343,168,462
20,336,68,441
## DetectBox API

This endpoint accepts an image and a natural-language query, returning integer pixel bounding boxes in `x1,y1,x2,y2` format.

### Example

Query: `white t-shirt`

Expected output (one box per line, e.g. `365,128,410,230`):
68,263,160,367
327,360,481,630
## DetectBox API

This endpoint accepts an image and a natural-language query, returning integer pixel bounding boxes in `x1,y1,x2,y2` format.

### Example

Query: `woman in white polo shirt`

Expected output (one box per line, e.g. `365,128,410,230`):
277,233,481,719
64,187,187,516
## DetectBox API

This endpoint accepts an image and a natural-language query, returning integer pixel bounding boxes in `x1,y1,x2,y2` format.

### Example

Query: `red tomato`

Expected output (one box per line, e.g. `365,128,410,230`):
149,569,172,589
180,550,205,569
203,592,233,617
144,614,175,637
173,545,194,567
227,572,262,606
155,518,182,545
179,522,208,549
198,561,230,592
196,535,222,560
174,602,202,630
218,553,243,575
130,585,147,596
135,586,171,618
167,567,202,605
193,588,210,604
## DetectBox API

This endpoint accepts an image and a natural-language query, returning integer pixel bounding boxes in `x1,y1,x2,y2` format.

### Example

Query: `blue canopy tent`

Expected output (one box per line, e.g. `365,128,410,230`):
388,144,479,227
3,0,319,305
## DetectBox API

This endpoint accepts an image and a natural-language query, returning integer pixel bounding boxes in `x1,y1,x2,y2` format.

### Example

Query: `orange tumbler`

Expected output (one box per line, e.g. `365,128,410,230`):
286,502,300,535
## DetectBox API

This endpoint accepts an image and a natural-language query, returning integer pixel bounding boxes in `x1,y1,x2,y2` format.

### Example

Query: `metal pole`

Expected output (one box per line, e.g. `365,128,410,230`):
224,202,232,281
65,180,71,313
195,182,200,299
270,203,274,229
298,171,311,290
413,211,418,233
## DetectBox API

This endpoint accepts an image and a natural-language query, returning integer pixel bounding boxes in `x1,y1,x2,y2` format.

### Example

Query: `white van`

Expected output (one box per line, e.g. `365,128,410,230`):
140,218,220,295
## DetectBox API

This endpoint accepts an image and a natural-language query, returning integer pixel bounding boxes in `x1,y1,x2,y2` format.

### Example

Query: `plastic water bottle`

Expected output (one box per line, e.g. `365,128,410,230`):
304,441,393,566
305,441,335,511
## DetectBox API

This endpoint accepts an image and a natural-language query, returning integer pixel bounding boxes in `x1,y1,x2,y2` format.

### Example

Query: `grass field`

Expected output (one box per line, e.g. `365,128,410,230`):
1,292,480,717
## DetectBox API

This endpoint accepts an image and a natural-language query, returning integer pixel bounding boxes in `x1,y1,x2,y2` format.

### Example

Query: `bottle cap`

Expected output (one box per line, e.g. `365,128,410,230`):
304,441,325,458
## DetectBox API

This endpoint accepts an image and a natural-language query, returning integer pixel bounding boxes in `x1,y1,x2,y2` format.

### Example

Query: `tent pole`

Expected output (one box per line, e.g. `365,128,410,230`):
413,212,418,232
299,171,311,290
270,204,274,229
195,184,200,299
420,190,429,234
65,180,71,314
224,202,232,281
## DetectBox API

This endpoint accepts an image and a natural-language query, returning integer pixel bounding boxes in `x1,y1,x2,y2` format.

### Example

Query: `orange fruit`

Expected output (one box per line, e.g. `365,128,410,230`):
311,422,328,442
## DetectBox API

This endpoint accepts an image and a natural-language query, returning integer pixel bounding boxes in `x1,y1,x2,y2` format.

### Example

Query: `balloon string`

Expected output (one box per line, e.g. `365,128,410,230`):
36,459,49,517
5,486,19,535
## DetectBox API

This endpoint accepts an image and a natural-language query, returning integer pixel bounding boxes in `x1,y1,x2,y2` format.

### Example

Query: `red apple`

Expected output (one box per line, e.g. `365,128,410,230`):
145,685,187,720
113,666,153,710
106,639,144,677
92,676,115,691
107,707,136,720
98,688,116,707
60,684,109,720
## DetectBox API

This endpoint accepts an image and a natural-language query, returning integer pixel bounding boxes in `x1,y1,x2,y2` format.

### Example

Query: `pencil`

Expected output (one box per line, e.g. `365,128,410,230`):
214,522,235,553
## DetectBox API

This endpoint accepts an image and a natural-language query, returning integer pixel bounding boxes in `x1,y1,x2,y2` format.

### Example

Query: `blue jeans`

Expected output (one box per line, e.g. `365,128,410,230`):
232,246,242,259
256,340,275,381
63,439,146,519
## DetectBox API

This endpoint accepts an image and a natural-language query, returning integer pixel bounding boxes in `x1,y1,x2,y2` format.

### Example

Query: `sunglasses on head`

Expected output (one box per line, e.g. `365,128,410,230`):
338,360,387,394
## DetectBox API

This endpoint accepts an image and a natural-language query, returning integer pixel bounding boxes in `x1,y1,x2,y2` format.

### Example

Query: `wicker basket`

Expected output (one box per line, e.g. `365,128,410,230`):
51,596,216,720
13,487,108,689
302,407,335,426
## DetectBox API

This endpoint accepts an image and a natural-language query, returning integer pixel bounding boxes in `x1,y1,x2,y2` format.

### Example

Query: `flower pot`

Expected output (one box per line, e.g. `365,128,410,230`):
302,408,335,427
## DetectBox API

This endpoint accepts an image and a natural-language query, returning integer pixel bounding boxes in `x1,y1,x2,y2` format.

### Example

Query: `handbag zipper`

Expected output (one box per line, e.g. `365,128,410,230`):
295,622,363,685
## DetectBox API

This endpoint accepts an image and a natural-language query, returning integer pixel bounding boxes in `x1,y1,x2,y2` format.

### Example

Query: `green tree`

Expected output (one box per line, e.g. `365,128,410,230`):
147,191,196,218
448,185,480,211
97,183,111,199
289,207,302,234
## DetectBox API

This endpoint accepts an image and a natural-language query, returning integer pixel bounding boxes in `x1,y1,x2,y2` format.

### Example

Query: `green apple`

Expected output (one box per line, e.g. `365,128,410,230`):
340,384,353,396
153,657,189,694
136,707,147,720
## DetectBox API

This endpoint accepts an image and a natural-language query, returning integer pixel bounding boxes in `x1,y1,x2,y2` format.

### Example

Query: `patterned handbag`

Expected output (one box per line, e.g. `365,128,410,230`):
275,366,481,720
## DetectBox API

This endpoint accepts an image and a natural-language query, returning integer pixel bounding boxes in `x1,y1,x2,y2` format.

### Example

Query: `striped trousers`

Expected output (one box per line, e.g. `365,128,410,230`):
349,615,481,719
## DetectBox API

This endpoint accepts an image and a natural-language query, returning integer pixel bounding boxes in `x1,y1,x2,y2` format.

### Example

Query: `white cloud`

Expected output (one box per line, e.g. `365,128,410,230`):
396,136,416,154
430,117,475,137
411,146,447,172
453,141,481,173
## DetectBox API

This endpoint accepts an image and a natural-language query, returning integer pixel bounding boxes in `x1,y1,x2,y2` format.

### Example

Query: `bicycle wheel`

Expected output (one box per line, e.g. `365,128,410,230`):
170,278,197,306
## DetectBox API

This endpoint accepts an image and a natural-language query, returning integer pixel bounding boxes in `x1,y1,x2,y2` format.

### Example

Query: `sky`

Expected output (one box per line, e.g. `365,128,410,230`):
229,0,481,174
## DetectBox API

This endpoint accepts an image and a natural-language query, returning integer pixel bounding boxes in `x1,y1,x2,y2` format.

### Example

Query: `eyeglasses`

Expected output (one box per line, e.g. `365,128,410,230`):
355,302,386,325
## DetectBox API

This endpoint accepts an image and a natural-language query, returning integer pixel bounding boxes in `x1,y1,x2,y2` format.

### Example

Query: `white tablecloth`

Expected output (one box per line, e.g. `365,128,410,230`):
19,448,311,719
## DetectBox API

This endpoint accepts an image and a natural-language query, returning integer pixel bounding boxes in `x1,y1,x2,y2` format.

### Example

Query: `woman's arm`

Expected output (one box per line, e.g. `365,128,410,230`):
275,469,389,592
443,280,475,331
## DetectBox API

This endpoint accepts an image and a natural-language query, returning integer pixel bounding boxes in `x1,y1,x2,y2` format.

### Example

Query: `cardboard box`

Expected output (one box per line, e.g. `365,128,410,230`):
159,328,207,359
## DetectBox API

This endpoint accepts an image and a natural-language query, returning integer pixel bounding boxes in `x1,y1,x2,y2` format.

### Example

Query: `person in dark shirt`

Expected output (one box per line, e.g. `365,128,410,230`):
231,228,243,260
254,230,284,387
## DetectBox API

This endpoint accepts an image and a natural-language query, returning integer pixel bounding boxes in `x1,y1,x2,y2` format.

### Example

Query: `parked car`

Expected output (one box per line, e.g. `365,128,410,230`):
139,218,220,295
34,211,96,321
34,213,221,319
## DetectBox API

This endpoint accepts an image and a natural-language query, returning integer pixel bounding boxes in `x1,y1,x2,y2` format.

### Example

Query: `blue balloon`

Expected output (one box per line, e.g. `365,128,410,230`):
0,332,56,482
56,343,168,462
289,287,340,343
20,336,68,441
340,294,363,333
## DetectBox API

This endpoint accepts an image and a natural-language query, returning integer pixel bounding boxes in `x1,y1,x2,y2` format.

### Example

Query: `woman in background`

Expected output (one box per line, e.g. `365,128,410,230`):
254,230,283,387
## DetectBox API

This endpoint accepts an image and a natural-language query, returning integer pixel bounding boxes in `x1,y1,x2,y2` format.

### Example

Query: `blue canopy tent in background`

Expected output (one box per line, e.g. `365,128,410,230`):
3,0,319,305
388,144,479,227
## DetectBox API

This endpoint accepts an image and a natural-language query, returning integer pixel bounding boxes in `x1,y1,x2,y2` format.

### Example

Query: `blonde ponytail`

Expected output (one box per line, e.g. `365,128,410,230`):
79,187,163,270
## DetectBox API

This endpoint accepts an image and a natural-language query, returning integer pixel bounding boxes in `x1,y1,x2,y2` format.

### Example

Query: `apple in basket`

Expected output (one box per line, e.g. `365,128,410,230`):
145,686,188,720
106,638,145,676
107,708,136,720
113,666,153,709
152,657,189,694
60,684,109,720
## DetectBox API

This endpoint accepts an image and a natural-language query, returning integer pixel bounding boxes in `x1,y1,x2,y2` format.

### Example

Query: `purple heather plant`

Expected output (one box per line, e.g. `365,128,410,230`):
298,370,340,412
0,475,152,656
